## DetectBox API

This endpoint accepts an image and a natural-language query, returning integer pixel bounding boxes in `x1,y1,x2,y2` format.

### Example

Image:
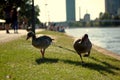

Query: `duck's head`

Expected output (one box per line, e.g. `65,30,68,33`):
26,31,35,40
84,34,88,38
82,34,88,41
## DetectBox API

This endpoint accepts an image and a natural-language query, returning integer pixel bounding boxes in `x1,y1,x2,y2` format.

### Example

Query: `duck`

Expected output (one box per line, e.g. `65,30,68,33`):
73,34,92,63
26,31,54,59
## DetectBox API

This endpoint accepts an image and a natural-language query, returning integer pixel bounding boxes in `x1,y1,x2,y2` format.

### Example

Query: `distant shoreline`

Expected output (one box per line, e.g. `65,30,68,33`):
67,26,120,28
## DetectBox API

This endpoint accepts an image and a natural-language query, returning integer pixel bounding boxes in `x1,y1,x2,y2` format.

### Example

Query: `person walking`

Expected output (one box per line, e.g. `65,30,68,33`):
3,2,12,33
11,7,18,33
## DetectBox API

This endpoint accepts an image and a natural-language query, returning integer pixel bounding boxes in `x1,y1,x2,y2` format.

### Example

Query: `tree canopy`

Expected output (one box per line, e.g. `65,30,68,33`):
0,0,40,25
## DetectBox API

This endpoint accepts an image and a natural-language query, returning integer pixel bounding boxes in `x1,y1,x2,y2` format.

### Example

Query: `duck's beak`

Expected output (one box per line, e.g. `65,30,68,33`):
26,36,29,40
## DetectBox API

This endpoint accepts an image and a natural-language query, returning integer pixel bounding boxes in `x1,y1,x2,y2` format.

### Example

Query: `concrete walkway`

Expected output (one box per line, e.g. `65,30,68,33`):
0,29,43,43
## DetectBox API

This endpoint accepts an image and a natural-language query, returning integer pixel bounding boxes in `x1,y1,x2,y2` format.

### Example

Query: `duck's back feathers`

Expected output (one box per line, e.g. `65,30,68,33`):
40,35,54,42
32,35,53,49
73,34,92,53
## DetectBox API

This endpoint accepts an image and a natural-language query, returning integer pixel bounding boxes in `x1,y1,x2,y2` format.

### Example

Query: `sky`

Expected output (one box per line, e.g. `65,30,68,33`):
34,0,105,22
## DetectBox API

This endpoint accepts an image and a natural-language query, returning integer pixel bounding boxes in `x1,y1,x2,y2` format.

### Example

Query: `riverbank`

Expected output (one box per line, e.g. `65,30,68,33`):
65,32,120,61
93,45,120,61
0,30,120,80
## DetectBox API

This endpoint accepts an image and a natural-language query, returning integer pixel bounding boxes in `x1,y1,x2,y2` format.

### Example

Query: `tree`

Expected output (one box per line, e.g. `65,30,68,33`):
99,12,120,27
0,0,40,25
113,16,120,26
99,12,112,26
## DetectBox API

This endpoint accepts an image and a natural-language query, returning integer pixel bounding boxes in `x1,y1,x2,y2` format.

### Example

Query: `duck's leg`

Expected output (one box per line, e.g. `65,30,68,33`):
42,49,45,58
88,50,91,56
40,49,44,59
79,53,84,63
84,51,91,57
41,49,45,59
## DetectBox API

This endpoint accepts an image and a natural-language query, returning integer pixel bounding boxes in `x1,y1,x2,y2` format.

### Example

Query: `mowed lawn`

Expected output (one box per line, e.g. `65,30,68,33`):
0,30,120,80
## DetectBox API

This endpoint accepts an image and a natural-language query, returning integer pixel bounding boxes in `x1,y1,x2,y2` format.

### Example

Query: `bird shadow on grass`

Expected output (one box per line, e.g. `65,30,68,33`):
55,45,76,53
36,57,59,64
62,56,120,75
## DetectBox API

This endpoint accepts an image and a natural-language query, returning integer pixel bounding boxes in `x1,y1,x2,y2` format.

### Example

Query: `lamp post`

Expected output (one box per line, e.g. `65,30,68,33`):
32,0,35,33
79,6,81,21
45,3,48,26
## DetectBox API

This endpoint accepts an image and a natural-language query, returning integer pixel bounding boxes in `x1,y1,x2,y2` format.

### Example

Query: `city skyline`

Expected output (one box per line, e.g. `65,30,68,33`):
35,0,105,22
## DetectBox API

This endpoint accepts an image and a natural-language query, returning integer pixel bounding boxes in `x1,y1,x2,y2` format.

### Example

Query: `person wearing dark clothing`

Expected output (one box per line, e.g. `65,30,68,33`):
4,3,12,33
11,7,18,33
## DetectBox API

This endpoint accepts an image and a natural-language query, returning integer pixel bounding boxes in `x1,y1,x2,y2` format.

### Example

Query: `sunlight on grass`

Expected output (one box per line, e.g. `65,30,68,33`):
0,30,120,80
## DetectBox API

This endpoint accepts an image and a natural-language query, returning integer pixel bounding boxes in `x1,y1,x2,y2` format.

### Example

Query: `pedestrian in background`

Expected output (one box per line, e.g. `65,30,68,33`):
11,7,18,33
3,2,12,33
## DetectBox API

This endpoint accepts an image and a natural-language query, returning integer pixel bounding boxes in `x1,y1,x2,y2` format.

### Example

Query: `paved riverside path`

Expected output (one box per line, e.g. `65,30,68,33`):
0,29,43,43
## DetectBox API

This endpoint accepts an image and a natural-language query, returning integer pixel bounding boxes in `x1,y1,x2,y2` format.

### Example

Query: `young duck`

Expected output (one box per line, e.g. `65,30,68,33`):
26,31,54,59
73,34,92,63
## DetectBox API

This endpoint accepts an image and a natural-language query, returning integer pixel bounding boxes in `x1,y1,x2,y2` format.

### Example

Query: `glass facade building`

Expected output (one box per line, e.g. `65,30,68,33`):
105,0,120,16
66,0,76,22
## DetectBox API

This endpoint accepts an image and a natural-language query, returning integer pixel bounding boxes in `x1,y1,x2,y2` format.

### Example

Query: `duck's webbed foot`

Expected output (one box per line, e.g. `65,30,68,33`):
83,54,89,57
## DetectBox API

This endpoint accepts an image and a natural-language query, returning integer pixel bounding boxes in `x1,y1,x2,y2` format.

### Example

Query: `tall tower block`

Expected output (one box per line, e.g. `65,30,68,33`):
66,0,76,22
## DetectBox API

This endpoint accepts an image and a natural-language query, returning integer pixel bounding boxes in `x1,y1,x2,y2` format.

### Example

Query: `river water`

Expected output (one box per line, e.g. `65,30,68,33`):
65,27,120,55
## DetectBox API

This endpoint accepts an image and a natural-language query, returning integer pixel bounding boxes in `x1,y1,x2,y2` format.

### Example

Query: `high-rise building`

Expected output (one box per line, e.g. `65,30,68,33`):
105,0,120,16
66,0,76,22
84,13,90,22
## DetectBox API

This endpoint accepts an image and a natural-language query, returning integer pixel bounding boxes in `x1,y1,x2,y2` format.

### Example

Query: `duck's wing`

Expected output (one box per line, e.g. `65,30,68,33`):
74,39,90,53
74,39,81,44
33,36,53,49
86,39,92,49
40,36,54,42
74,39,83,50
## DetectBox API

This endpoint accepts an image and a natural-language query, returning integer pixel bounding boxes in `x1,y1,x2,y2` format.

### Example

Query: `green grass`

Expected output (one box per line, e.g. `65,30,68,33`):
0,30,120,80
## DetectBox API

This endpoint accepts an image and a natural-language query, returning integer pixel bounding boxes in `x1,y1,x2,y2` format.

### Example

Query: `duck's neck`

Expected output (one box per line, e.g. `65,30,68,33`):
32,35,36,40
32,35,37,46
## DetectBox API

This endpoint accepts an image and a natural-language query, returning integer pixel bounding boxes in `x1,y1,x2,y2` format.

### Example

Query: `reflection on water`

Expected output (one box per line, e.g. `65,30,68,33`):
65,27,120,54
